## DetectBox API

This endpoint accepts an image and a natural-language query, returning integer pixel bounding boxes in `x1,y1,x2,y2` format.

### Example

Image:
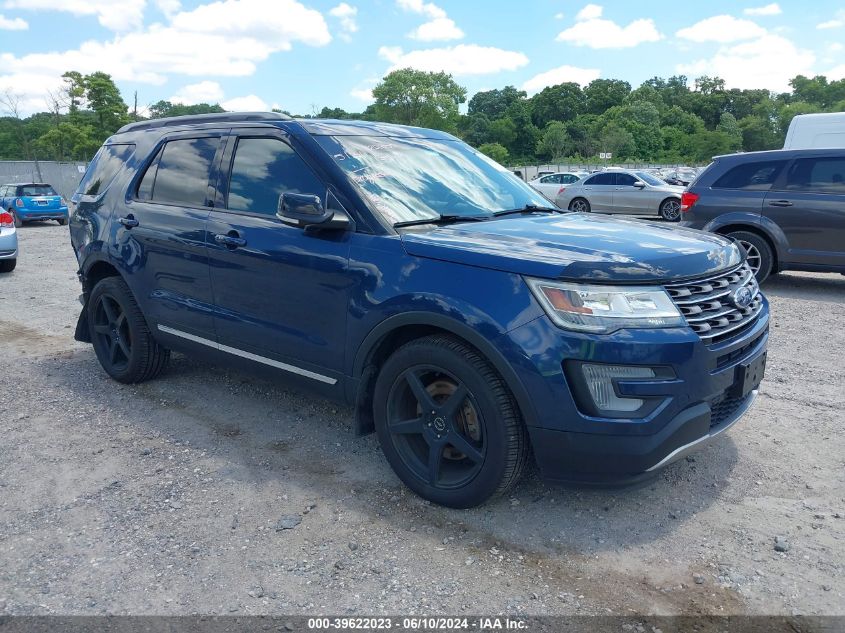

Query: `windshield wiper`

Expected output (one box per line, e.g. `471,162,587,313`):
393,214,490,228
492,204,563,218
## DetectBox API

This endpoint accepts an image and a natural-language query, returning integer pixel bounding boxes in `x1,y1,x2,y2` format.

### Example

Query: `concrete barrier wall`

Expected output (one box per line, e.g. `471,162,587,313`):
0,161,87,198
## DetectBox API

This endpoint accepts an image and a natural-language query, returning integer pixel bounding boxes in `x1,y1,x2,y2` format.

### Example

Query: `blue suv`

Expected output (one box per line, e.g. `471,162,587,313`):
69,113,769,508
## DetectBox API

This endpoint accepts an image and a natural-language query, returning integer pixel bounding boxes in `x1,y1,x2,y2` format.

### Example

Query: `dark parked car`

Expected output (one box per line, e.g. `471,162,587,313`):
680,149,845,282
663,169,698,186
69,113,769,508
0,183,69,227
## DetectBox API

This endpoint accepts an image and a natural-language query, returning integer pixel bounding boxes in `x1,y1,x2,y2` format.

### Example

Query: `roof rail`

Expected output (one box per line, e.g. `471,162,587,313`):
116,111,293,134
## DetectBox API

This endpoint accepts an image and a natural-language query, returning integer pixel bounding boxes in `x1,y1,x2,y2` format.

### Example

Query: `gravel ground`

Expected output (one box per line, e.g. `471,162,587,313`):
0,223,842,617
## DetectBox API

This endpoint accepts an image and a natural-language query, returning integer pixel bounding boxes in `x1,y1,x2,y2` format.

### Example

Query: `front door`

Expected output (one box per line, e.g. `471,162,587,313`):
582,172,615,212
765,154,845,267
205,132,353,389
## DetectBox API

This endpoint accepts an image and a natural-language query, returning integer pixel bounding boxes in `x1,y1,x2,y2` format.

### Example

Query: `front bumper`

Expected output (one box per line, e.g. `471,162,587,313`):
499,298,769,483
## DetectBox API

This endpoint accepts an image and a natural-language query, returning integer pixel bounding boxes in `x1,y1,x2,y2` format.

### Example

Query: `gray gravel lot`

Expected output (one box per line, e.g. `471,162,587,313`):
0,223,843,616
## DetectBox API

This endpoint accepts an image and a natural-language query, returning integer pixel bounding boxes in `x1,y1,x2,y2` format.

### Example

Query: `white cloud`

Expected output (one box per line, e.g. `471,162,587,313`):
675,15,767,43
156,0,181,17
3,0,146,31
556,6,662,49
329,3,357,41
0,13,26,29
827,64,845,80
170,80,224,104
817,20,843,29
521,64,600,94
554,12,565,20
397,0,463,41
409,17,463,41
221,94,269,111
678,34,815,92
0,0,333,114
575,4,602,21
350,87,373,101
378,44,528,76
744,3,781,16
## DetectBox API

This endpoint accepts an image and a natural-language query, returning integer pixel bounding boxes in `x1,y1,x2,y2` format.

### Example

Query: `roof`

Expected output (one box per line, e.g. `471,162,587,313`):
295,119,457,140
116,111,292,134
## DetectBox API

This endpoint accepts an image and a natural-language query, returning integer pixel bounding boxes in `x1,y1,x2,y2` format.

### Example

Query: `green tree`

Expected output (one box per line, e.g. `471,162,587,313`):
467,86,527,120
597,120,635,158
536,121,570,160
83,72,128,136
371,68,466,129
584,79,631,115
488,117,517,148
459,113,491,146
149,100,225,119
530,82,585,127
738,115,780,151
478,142,509,164
690,130,735,161
716,112,743,151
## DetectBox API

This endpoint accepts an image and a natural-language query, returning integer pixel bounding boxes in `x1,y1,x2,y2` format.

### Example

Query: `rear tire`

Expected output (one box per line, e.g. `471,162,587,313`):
373,335,529,508
88,276,170,384
0,259,15,273
9,209,21,228
568,198,591,213
659,198,681,222
727,230,773,283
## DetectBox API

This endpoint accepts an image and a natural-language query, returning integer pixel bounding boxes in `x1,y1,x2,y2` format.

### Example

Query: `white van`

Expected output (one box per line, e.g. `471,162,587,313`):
783,112,845,149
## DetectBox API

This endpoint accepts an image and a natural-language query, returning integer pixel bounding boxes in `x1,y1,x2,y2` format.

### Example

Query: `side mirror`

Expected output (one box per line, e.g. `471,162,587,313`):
633,181,646,189
277,193,350,230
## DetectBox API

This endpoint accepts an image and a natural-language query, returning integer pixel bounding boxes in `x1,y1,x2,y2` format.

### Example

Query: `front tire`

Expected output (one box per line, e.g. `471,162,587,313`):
569,198,591,213
373,335,529,508
88,276,170,383
659,198,681,222
727,230,773,283
0,259,15,273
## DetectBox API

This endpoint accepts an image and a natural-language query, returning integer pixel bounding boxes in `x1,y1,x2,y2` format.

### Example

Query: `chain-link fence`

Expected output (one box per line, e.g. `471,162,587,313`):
0,161,87,198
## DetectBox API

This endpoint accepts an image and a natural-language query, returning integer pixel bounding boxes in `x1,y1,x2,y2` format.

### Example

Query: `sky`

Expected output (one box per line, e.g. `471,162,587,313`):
1,0,844,116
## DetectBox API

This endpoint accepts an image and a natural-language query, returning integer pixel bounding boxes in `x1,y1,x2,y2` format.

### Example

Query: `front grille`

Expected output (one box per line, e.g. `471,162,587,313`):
708,392,752,428
665,263,763,345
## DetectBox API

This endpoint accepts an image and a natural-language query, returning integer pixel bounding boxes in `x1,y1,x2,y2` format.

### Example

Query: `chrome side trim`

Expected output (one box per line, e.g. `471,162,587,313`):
645,390,757,472
157,324,338,385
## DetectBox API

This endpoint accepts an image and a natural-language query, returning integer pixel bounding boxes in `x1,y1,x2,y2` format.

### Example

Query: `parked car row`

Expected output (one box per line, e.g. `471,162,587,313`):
0,181,69,274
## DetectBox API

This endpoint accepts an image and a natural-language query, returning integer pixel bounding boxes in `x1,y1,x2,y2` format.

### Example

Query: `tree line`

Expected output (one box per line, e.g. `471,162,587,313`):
1,68,843,165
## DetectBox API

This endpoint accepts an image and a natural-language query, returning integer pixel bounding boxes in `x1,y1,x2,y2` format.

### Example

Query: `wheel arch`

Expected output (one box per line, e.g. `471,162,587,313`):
74,257,125,343
350,313,538,437
713,223,780,272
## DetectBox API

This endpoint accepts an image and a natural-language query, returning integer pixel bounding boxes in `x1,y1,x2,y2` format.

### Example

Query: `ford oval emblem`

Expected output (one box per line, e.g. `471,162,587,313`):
732,286,754,309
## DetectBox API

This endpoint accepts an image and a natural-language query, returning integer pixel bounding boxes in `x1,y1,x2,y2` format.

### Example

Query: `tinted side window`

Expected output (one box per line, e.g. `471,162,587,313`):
783,157,845,194
615,173,638,186
561,174,578,184
226,137,325,215
713,160,786,190
76,143,136,197
586,173,614,185
145,137,218,207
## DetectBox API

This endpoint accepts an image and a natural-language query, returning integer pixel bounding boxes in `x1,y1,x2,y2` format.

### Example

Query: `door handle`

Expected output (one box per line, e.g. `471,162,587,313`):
768,200,793,207
118,216,139,228
214,233,247,248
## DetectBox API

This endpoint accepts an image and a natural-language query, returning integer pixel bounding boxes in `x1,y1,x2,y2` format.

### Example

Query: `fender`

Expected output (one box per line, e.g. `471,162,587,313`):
351,311,540,433
702,212,789,263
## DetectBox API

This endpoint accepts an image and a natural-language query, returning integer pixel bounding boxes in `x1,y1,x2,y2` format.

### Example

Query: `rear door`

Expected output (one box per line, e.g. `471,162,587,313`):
581,172,615,212
533,174,561,197
205,129,352,389
116,132,222,338
764,152,845,267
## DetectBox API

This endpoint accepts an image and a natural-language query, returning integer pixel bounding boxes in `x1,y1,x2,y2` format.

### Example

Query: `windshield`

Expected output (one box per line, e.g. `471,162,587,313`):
20,185,57,196
314,135,550,225
635,172,665,186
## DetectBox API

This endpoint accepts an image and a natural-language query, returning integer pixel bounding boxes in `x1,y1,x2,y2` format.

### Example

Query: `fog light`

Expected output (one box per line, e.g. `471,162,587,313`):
582,364,656,412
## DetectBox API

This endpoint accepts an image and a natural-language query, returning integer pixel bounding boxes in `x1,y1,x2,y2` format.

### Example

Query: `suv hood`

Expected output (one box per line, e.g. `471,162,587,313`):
400,213,741,283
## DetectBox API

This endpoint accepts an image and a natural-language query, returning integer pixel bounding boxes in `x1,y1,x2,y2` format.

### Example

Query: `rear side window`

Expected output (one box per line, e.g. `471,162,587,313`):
226,137,325,215
77,143,136,197
586,173,614,185
713,160,786,191
137,137,218,207
782,157,845,194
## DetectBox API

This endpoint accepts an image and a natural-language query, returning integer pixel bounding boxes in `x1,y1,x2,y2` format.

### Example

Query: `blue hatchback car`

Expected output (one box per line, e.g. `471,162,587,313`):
69,113,769,507
0,182,69,227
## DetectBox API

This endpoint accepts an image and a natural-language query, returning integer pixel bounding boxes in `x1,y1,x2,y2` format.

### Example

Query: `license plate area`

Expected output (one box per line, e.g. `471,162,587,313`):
731,351,766,398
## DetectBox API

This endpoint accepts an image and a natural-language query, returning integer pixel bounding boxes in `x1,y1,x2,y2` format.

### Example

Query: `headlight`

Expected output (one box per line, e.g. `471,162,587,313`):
526,278,685,333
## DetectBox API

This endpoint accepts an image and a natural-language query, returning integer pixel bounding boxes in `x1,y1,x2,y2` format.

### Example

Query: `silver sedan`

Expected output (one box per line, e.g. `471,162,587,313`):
555,169,685,221
0,209,18,272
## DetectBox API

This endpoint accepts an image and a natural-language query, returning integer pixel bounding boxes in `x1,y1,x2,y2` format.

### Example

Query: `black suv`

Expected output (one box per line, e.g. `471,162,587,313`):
680,148,845,282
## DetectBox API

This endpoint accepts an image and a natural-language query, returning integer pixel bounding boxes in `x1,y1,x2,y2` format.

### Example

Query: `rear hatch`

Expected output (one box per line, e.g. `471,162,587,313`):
23,195,63,210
